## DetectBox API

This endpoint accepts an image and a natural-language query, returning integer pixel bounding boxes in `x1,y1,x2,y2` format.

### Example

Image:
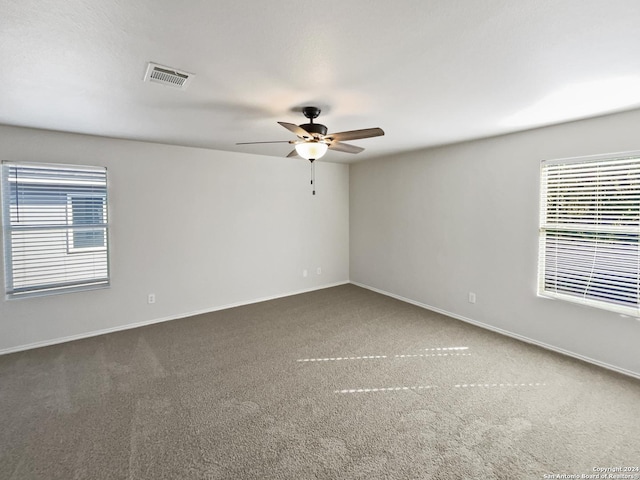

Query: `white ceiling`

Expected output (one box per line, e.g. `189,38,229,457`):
2,0,640,163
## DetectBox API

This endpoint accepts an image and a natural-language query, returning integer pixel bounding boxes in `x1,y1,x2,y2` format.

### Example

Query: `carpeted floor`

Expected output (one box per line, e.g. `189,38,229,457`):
1,284,639,479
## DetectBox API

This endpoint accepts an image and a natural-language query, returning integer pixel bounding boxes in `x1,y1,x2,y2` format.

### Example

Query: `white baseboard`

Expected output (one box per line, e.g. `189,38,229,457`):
350,281,640,381
0,281,350,356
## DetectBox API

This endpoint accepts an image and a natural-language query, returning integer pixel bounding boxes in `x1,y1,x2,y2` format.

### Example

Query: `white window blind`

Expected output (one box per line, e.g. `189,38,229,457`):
1,162,110,298
538,152,640,316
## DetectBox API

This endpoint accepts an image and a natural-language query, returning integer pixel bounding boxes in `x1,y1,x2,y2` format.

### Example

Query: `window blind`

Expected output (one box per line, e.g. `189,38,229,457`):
539,153,640,316
1,162,109,298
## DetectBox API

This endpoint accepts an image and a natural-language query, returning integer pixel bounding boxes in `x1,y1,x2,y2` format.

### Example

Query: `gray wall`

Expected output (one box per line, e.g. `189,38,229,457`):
0,125,349,352
350,108,640,377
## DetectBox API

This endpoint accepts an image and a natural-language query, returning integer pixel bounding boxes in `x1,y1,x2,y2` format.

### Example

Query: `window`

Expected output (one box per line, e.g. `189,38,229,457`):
1,162,109,298
67,194,107,252
538,152,640,316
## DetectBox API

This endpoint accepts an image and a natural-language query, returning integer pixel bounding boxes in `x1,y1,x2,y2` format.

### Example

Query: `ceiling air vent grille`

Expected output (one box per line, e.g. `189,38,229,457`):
144,63,194,89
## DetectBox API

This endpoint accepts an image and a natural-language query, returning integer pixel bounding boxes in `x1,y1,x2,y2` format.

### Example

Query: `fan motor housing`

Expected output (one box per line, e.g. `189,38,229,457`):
300,123,328,136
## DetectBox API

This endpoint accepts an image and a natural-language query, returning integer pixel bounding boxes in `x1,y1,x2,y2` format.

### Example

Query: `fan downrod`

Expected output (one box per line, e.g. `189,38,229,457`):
300,106,327,135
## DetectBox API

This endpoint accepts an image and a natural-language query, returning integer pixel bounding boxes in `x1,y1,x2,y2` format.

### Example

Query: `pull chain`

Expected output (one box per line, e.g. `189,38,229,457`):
310,159,316,195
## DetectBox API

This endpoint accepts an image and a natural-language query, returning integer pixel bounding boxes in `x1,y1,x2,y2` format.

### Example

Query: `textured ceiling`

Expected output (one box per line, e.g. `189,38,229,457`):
1,0,640,163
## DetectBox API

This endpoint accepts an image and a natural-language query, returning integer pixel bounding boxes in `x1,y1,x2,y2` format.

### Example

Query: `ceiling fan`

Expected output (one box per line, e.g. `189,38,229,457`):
236,106,384,194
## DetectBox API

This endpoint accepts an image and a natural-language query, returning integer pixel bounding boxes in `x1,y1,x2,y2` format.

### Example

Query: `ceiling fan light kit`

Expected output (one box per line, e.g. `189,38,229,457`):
237,106,384,194
295,142,328,160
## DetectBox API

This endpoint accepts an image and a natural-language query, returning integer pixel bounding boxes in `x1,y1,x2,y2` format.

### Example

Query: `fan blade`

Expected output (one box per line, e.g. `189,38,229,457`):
236,140,292,145
326,127,384,142
328,142,365,154
286,149,299,158
278,122,313,139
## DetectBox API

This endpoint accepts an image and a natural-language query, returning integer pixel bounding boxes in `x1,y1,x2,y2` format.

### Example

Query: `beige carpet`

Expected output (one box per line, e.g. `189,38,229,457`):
1,284,639,479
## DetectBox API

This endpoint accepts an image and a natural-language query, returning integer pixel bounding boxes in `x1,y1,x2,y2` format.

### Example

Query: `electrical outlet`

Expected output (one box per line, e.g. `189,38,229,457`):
303,269,308,278
148,293,156,304
468,292,476,304
316,267,322,275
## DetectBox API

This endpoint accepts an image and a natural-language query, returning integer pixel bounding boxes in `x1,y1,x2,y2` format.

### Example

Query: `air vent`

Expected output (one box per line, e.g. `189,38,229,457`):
144,62,194,89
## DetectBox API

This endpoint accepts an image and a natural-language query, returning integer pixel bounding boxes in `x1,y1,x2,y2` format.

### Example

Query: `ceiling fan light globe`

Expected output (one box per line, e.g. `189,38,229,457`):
295,142,328,160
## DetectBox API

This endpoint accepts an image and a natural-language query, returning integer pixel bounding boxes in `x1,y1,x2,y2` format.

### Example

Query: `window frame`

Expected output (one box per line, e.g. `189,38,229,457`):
1,161,110,299
538,150,640,317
